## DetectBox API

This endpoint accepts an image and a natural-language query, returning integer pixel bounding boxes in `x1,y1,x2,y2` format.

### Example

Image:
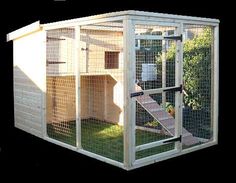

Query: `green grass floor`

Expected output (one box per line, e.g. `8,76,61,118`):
47,119,174,162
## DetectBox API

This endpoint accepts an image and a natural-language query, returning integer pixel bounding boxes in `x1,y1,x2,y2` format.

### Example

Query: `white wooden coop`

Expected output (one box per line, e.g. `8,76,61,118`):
7,10,219,170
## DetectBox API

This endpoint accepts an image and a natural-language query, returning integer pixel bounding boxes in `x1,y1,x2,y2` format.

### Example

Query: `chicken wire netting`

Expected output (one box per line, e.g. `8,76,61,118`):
45,21,214,163
135,92,176,159
182,24,214,148
135,24,176,91
134,24,177,159
80,21,124,162
46,28,76,146
46,22,125,162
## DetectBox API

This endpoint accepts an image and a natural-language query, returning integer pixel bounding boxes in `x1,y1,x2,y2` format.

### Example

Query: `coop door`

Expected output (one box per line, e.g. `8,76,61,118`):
133,23,182,160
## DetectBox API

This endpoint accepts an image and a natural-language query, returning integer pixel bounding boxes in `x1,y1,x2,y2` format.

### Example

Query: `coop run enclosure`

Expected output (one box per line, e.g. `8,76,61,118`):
7,10,219,170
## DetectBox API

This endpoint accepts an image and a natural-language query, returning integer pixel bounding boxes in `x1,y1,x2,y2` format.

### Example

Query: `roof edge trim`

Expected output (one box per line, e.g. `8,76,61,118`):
7,21,41,42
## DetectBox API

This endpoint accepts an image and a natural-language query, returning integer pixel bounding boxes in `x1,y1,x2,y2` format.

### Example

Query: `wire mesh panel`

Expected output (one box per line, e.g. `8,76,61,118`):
43,20,215,166
80,21,124,162
135,92,176,159
135,24,176,90
46,28,76,146
182,25,214,148
134,24,179,159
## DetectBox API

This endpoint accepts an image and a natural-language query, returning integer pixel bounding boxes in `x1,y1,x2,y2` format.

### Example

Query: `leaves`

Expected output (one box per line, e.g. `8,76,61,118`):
156,27,212,110
183,27,212,109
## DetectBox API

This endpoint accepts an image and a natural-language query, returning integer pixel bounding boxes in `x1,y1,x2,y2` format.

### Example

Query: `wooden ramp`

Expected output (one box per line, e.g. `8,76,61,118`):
135,86,199,146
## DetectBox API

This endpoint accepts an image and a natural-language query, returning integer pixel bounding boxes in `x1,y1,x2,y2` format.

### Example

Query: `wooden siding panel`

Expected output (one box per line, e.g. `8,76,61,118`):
13,30,45,138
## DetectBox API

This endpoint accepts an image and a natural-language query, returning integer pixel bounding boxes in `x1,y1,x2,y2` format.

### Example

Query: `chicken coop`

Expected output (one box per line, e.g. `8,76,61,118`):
7,10,219,170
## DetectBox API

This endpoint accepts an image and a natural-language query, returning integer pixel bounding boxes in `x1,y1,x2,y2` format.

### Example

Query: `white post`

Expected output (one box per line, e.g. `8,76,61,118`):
174,23,183,151
213,25,219,143
75,25,81,149
86,33,89,73
123,16,135,169
42,30,47,139
104,76,107,119
162,31,167,107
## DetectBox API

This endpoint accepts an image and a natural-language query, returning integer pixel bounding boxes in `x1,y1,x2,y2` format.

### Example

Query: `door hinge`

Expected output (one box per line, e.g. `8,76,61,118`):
164,34,182,42
130,91,144,98
163,135,182,143
163,85,183,93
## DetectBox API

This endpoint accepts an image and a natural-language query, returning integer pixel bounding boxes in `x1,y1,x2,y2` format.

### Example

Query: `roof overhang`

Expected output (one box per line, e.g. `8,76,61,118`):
7,21,41,42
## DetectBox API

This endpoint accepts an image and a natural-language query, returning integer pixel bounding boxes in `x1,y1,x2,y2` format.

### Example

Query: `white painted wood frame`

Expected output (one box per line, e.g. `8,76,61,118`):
7,21,41,41
75,25,81,149
42,30,47,139
123,16,136,169
43,16,125,31
213,25,219,144
7,10,219,170
174,23,183,151
129,15,219,27
162,31,167,110
131,21,182,168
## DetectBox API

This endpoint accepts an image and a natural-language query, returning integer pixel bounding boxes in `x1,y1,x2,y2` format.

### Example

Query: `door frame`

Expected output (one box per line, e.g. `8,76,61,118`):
131,20,183,162
75,25,81,149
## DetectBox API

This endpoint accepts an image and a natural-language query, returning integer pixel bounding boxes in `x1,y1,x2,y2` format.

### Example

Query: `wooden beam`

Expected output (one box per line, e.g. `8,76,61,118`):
135,35,163,40
42,10,219,31
43,16,125,31
7,21,41,41
162,31,167,108
41,30,47,139
136,137,177,152
174,23,183,151
213,25,219,143
131,141,217,170
75,25,81,149
123,16,135,169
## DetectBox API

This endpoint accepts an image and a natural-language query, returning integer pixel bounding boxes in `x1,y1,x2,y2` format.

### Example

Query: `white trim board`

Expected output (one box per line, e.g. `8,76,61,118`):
7,21,41,42
42,10,219,29
7,10,219,41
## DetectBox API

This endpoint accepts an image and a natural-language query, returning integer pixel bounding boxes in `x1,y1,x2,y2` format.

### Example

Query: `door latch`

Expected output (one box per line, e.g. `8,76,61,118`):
163,85,183,93
130,91,144,98
163,135,182,143
164,34,182,42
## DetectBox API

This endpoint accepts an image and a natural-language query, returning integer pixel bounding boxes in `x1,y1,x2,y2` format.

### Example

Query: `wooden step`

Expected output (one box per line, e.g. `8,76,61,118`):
154,110,171,119
135,84,199,146
158,116,173,121
167,125,175,129
141,100,156,105
142,102,160,110
149,108,163,112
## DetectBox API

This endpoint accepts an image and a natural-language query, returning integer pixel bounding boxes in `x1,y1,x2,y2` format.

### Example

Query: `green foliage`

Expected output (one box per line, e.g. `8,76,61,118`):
144,121,159,127
159,28,212,110
164,102,175,117
183,28,212,110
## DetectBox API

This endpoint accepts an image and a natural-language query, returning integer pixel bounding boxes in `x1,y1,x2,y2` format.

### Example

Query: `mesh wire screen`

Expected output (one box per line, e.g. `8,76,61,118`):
80,21,124,162
46,22,125,161
44,22,214,163
135,24,176,90
135,92,176,159
135,24,177,159
46,28,76,146
182,25,214,148
136,143,175,159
